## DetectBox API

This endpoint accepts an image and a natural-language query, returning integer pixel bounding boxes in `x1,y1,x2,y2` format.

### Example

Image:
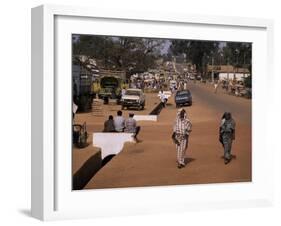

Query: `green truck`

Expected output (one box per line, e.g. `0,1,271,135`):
97,76,123,102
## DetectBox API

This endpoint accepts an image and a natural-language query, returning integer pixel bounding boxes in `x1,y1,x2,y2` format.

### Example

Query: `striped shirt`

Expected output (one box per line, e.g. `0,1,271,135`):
173,118,192,135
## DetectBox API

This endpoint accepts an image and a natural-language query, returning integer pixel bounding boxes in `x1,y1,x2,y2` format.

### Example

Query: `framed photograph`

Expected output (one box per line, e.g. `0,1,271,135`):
31,4,274,221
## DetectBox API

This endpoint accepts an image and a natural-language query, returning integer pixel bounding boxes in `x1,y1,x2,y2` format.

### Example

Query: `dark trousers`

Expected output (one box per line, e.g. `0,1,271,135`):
134,126,141,138
222,134,233,160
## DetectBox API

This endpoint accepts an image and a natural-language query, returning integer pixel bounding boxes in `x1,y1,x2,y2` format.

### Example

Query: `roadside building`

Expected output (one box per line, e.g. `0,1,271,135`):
206,65,250,81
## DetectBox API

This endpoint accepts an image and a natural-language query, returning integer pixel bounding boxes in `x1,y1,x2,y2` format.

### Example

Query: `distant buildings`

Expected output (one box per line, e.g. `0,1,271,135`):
206,64,250,81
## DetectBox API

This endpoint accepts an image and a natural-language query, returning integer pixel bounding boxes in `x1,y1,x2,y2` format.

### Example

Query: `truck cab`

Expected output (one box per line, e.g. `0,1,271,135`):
98,76,122,101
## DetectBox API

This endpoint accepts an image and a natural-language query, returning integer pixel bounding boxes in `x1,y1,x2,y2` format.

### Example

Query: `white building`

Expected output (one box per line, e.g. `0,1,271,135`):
218,73,250,81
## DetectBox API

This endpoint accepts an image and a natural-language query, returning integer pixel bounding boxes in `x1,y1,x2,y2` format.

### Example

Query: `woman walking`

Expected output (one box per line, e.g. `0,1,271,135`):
219,112,236,164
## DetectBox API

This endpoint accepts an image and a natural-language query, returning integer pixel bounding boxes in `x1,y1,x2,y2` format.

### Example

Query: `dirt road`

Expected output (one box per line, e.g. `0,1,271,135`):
82,82,252,189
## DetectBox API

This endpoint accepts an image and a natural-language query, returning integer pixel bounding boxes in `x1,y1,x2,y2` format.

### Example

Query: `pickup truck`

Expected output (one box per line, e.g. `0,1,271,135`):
121,88,145,110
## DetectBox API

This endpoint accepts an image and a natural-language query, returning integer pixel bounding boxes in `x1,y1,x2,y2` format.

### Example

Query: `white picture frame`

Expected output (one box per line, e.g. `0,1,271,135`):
31,4,274,221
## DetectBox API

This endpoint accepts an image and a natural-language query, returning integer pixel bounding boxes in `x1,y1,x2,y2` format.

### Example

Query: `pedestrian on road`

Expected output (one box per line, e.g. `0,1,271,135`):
214,81,219,93
124,113,141,143
103,115,116,132
159,88,167,108
219,112,236,164
114,110,125,132
121,86,126,98
172,108,192,168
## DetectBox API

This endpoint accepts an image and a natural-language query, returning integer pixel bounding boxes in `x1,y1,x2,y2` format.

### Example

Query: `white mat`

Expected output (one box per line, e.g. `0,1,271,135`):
93,133,134,159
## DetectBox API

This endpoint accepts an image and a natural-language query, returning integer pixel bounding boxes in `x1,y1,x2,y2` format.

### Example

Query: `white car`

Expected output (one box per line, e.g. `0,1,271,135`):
121,89,146,110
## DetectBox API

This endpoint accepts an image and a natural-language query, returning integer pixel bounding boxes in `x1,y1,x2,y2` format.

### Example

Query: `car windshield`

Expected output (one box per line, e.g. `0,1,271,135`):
177,90,190,95
125,90,141,96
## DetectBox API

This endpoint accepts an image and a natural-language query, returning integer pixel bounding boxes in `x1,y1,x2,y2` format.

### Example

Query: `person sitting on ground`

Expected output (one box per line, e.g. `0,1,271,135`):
124,113,141,143
103,115,116,132
113,110,125,132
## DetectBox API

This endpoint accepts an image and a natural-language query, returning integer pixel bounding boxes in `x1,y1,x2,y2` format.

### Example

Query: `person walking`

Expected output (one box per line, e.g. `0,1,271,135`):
124,113,141,143
172,108,192,168
113,110,125,132
121,86,126,98
219,112,236,164
214,81,219,93
159,88,167,108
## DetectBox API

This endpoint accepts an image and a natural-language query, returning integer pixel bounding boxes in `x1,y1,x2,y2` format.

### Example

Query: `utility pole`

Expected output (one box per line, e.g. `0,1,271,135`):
235,49,239,80
211,52,214,83
243,52,246,79
219,52,223,81
227,57,229,81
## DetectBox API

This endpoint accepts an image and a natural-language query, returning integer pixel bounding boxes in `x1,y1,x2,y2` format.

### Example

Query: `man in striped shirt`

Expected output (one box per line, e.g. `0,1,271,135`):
172,108,192,168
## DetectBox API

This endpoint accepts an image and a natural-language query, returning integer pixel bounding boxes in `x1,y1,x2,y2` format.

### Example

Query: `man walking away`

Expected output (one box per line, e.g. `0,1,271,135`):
114,110,125,132
103,115,116,132
124,113,141,143
219,112,236,164
172,108,192,168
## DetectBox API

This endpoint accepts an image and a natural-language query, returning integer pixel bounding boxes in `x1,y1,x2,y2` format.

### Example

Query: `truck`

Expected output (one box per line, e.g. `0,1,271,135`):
97,76,123,103
73,64,93,112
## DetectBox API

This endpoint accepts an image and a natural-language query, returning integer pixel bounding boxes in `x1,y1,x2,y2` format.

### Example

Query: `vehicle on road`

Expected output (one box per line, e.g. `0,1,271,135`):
98,76,123,103
196,75,202,80
175,90,192,107
121,88,146,110
73,64,93,112
189,74,195,80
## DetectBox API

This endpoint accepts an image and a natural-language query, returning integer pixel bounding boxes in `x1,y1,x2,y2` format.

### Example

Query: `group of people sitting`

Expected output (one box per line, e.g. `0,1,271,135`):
103,110,141,143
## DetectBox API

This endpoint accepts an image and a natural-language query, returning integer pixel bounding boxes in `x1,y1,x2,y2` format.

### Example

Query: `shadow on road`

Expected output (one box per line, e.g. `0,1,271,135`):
184,157,196,164
220,154,237,159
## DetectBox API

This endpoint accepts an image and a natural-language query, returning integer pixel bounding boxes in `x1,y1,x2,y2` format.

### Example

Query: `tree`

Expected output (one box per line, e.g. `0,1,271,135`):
169,40,219,74
222,42,252,72
72,35,165,73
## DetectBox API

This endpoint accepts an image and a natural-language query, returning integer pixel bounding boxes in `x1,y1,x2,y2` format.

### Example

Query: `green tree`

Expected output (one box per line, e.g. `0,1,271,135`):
169,40,219,74
222,42,252,73
72,35,165,73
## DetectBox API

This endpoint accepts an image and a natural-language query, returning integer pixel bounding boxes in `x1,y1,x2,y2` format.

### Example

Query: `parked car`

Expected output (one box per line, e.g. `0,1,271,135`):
189,75,195,80
175,90,192,107
121,88,145,110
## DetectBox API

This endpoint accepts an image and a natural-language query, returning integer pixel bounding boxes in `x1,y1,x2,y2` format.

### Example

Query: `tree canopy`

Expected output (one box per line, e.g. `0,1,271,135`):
73,35,252,76
169,40,252,74
73,35,165,73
